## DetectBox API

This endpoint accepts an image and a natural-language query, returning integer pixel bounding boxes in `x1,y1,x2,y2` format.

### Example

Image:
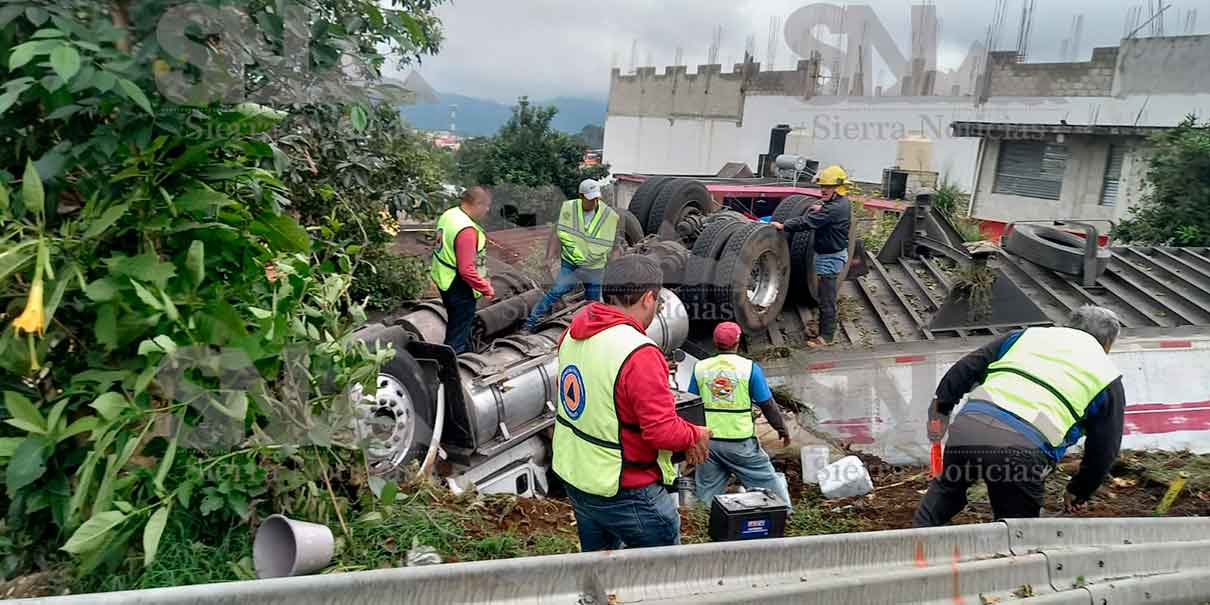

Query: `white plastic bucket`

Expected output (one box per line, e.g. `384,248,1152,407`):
253,515,335,579
800,446,830,485
817,455,874,498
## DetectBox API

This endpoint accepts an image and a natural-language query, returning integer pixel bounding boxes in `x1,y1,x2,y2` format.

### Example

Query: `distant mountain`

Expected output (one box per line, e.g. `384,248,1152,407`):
400,93,606,138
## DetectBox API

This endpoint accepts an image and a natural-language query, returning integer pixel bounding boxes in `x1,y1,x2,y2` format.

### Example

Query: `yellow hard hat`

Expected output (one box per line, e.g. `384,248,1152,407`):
816,165,849,195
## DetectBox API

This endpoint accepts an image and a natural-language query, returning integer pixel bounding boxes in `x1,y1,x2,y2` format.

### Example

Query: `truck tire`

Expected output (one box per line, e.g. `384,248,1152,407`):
620,208,645,246
768,195,819,306
682,216,747,314
789,232,820,306
647,179,713,237
712,223,791,332
1004,224,1111,277
628,176,674,231
356,325,435,474
771,194,815,224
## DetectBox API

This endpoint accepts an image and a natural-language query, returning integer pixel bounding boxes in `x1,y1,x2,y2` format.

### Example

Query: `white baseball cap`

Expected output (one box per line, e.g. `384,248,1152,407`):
579,179,602,200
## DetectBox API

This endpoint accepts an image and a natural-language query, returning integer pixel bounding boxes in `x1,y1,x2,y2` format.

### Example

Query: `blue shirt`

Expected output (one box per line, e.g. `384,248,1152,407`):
687,359,774,405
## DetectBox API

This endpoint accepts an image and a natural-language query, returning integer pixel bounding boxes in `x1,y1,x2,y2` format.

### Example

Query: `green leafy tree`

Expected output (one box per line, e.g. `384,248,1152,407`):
0,0,444,582
270,104,451,310
1116,116,1210,246
455,98,609,200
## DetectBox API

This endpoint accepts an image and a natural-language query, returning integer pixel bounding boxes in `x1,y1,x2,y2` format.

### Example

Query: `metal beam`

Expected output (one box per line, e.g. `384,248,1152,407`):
867,258,935,340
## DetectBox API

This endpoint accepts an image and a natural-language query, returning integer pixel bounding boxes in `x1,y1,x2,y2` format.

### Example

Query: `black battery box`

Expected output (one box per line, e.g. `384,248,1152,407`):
708,490,789,542
671,392,705,464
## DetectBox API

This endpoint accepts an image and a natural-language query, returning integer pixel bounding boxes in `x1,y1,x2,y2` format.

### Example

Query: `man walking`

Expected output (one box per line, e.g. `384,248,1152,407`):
524,179,619,332
552,255,712,551
913,306,1126,526
430,187,495,354
690,322,794,508
771,165,852,348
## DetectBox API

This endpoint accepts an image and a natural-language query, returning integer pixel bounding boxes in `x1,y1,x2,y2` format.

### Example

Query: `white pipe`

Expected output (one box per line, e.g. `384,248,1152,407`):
418,383,446,478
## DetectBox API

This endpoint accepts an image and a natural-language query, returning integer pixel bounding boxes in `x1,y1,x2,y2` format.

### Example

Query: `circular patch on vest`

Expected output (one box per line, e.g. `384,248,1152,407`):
560,365,586,420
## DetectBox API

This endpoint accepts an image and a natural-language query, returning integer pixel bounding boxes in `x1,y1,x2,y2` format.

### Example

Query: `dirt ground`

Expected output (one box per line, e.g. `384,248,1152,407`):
769,449,1209,532
457,448,1208,546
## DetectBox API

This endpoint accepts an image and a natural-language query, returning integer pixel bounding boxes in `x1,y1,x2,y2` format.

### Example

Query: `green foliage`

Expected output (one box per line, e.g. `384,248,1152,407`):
348,246,427,312
456,98,610,199
1116,116,1210,246
934,177,984,243
0,0,444,584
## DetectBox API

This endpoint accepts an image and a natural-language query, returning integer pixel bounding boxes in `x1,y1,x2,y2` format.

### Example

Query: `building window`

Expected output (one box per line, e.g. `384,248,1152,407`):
1100,145,1126,207
993,141,1069,201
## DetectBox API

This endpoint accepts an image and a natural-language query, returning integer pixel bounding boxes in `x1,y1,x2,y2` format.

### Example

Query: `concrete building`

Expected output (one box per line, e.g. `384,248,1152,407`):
603,34,1210,225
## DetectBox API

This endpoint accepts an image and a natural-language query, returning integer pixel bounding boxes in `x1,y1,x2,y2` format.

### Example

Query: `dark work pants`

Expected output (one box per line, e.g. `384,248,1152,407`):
564,482,680,551
440,277,477,354
912,444,1052,527
817,276,839,341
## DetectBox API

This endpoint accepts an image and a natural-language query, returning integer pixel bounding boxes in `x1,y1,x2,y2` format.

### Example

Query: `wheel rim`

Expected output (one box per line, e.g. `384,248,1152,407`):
748,250,784,309
357,373,417,474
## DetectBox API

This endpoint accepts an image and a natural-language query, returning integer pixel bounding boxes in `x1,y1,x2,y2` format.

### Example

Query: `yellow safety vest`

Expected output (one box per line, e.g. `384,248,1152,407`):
552,323,677,497
695,354,756,440
430,207,487,298
978,327,1120,447
557,200,618,270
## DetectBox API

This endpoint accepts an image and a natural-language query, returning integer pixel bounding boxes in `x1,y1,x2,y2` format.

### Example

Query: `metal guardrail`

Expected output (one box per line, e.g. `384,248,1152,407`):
17,518,1210,605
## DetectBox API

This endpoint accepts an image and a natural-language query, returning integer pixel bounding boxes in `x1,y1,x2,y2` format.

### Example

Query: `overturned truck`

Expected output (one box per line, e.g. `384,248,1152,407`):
352,177,828,496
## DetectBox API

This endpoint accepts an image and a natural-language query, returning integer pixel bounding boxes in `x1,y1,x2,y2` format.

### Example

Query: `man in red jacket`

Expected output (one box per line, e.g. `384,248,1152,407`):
552,255,711,551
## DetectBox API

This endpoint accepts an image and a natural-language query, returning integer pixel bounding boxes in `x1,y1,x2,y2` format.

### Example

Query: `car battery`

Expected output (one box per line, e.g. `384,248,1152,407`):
671,392,705,464
708,490,789,542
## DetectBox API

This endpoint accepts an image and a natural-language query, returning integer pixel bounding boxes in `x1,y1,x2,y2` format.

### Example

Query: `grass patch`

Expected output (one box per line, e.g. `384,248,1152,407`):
786,494,861,537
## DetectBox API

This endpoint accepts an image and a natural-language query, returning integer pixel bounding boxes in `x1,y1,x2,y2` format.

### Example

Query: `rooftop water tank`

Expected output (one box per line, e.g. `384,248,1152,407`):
896,133,934,172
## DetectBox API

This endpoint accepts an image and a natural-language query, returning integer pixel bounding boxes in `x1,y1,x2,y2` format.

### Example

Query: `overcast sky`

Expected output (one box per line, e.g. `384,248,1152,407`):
405,0,1206,103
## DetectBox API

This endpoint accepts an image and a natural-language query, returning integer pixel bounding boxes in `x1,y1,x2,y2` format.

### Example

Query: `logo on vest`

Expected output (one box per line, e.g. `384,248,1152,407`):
560,365,587,420
708,371,738,403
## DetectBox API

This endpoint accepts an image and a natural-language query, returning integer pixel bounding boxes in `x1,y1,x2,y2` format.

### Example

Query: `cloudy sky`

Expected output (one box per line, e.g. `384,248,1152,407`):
406,0,1206,103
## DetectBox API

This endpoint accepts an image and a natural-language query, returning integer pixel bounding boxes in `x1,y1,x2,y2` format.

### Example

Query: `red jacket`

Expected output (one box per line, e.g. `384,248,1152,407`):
562,303,701,489
453,227,492,295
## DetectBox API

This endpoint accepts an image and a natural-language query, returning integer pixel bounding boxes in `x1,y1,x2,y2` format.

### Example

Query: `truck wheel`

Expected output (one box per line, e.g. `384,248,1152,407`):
712,223,791,332
620,208,645,246
356,325,435,475
1004,224,1111,277
789,232,820,306
628,176,674,231
647,179,713,237
683,216,747,315
772,194,815,224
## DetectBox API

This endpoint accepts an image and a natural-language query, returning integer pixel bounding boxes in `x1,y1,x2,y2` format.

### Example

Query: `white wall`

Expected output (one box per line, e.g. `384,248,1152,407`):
603,92,1210,200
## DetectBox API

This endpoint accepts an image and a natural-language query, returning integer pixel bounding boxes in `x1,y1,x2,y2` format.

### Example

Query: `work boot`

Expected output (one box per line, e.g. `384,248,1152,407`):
805,336,832,349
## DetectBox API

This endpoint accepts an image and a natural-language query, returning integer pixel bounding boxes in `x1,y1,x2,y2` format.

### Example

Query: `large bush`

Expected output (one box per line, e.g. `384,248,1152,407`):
0,0,443,583
1116,116,1210,246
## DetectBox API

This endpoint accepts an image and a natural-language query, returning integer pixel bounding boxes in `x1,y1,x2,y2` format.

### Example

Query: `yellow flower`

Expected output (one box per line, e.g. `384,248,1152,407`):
11,274,45,336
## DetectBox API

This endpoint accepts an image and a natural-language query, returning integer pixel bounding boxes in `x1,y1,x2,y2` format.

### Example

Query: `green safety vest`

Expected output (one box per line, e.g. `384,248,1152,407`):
695,354,756,440
430,207,487,298
557,200,618,270
978,327,1120,447
552,323,677,497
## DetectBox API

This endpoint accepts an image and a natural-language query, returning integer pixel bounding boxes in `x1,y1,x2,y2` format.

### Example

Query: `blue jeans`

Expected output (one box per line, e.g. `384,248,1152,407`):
525,259,603,330
694,438,793,509
564,482,681,552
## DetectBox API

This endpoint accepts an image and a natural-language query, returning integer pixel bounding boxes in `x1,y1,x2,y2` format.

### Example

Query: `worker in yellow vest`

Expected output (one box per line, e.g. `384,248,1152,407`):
690,322,794,508
524,179,621,332
552,255,712,551
429,187,495,353
914,306,1127,526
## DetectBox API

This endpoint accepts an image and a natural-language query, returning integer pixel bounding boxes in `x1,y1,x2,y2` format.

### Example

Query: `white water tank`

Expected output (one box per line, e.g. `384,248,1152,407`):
785,128,815,158
896,133,934,172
